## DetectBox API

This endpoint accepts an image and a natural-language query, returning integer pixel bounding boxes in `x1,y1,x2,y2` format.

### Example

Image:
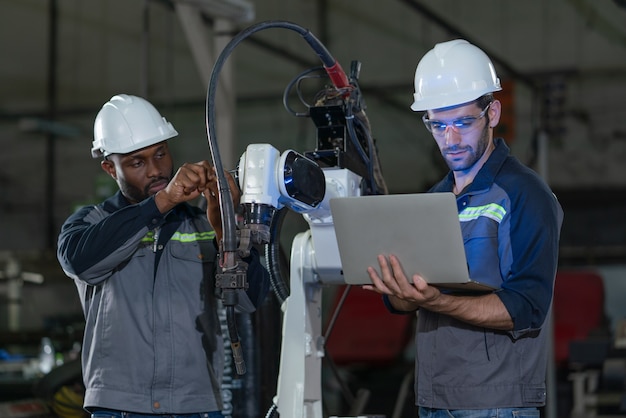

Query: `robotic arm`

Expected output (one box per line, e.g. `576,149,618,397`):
254,160,364,418
205,20,387,417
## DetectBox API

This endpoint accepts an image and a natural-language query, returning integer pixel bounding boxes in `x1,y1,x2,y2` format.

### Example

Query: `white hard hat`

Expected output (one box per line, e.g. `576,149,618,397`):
410,39,502,112
91,94,178,158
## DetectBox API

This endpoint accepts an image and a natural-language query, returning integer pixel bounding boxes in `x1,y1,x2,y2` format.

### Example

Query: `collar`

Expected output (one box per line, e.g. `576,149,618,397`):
434,137,510,194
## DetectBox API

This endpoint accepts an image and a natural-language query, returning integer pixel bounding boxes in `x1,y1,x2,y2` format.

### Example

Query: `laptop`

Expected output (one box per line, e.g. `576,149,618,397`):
329,192,497,292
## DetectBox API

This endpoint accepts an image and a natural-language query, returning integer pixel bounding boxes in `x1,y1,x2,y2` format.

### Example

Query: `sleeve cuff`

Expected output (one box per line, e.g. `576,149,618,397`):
141,195,167,229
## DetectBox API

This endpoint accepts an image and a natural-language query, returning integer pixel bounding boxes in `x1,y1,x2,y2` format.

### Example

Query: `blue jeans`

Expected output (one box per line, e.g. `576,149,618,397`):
90,410,225,418
418,407,540,418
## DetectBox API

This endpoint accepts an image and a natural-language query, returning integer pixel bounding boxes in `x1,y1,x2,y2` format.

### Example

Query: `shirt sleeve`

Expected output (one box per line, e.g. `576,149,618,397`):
496,185,563,336
57,195,166,283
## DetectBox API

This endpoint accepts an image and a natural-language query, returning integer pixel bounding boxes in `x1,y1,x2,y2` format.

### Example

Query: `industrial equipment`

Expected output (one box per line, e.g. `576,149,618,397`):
205,21,387,417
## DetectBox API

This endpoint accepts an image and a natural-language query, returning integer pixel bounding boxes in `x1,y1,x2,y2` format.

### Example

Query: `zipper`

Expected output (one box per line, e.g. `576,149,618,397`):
153,227,160,253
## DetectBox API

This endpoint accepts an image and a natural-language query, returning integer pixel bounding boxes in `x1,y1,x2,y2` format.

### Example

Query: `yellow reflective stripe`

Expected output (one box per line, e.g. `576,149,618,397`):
141,231,156,243
459,203,506,223
141,231,215,243
171,231,216,242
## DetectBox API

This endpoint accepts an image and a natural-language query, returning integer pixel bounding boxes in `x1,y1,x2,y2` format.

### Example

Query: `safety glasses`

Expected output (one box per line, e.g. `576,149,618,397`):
422,102,492,136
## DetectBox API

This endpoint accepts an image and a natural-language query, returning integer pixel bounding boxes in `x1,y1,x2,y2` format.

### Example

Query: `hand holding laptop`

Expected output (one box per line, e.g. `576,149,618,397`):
329,192,497,292
363,253,443,311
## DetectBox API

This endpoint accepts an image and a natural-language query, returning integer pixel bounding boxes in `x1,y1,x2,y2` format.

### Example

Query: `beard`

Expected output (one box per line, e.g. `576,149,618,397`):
442,123,490,172
119,172,173,204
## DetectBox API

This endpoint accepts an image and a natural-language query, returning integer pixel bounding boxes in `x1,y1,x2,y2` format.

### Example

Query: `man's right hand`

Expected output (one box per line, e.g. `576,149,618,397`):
155,161,214,213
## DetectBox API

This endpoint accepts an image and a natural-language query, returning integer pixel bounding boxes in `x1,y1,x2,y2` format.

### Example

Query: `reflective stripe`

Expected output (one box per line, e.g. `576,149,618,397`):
140,230,215,243
140,231,155,243
459,203,506,223
171,231,215,242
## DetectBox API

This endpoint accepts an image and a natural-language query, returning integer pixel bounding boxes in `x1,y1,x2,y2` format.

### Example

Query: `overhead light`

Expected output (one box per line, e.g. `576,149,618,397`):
173,0,255,23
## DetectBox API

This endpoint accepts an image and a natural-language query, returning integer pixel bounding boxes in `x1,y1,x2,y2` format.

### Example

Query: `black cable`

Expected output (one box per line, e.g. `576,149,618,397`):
264,403,279,418
323,285,352,342
282,66,326,117
207,20,348,257
344,106,373,189
352,112,379,194
264,207,290,304
206,22,351,373
322,285,358,407
226,303,245,375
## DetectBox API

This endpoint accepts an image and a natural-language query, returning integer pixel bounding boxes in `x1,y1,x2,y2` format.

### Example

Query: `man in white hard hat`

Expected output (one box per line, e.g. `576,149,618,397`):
57,94,270,417
365,40,563,417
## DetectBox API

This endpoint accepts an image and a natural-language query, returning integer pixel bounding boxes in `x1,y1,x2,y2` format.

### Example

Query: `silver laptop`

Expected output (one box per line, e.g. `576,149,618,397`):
329,192,497,292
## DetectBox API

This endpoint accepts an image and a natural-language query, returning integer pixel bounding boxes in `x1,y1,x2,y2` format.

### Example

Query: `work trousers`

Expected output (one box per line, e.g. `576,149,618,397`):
418,407,540,418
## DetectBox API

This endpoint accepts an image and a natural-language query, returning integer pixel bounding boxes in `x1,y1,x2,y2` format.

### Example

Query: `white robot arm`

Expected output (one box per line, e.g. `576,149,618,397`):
237,143,364,418
204,20,388,418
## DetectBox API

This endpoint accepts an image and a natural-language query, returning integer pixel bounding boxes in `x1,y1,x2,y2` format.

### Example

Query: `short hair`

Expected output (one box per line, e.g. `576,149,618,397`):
476,93,494,110
476,93,494,124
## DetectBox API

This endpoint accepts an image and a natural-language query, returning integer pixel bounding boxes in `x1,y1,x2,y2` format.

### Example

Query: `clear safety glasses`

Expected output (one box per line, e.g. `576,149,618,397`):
422,102,492,136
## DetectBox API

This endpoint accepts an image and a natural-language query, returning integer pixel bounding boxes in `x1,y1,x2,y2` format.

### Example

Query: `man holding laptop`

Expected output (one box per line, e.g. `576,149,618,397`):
363,40,563,417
